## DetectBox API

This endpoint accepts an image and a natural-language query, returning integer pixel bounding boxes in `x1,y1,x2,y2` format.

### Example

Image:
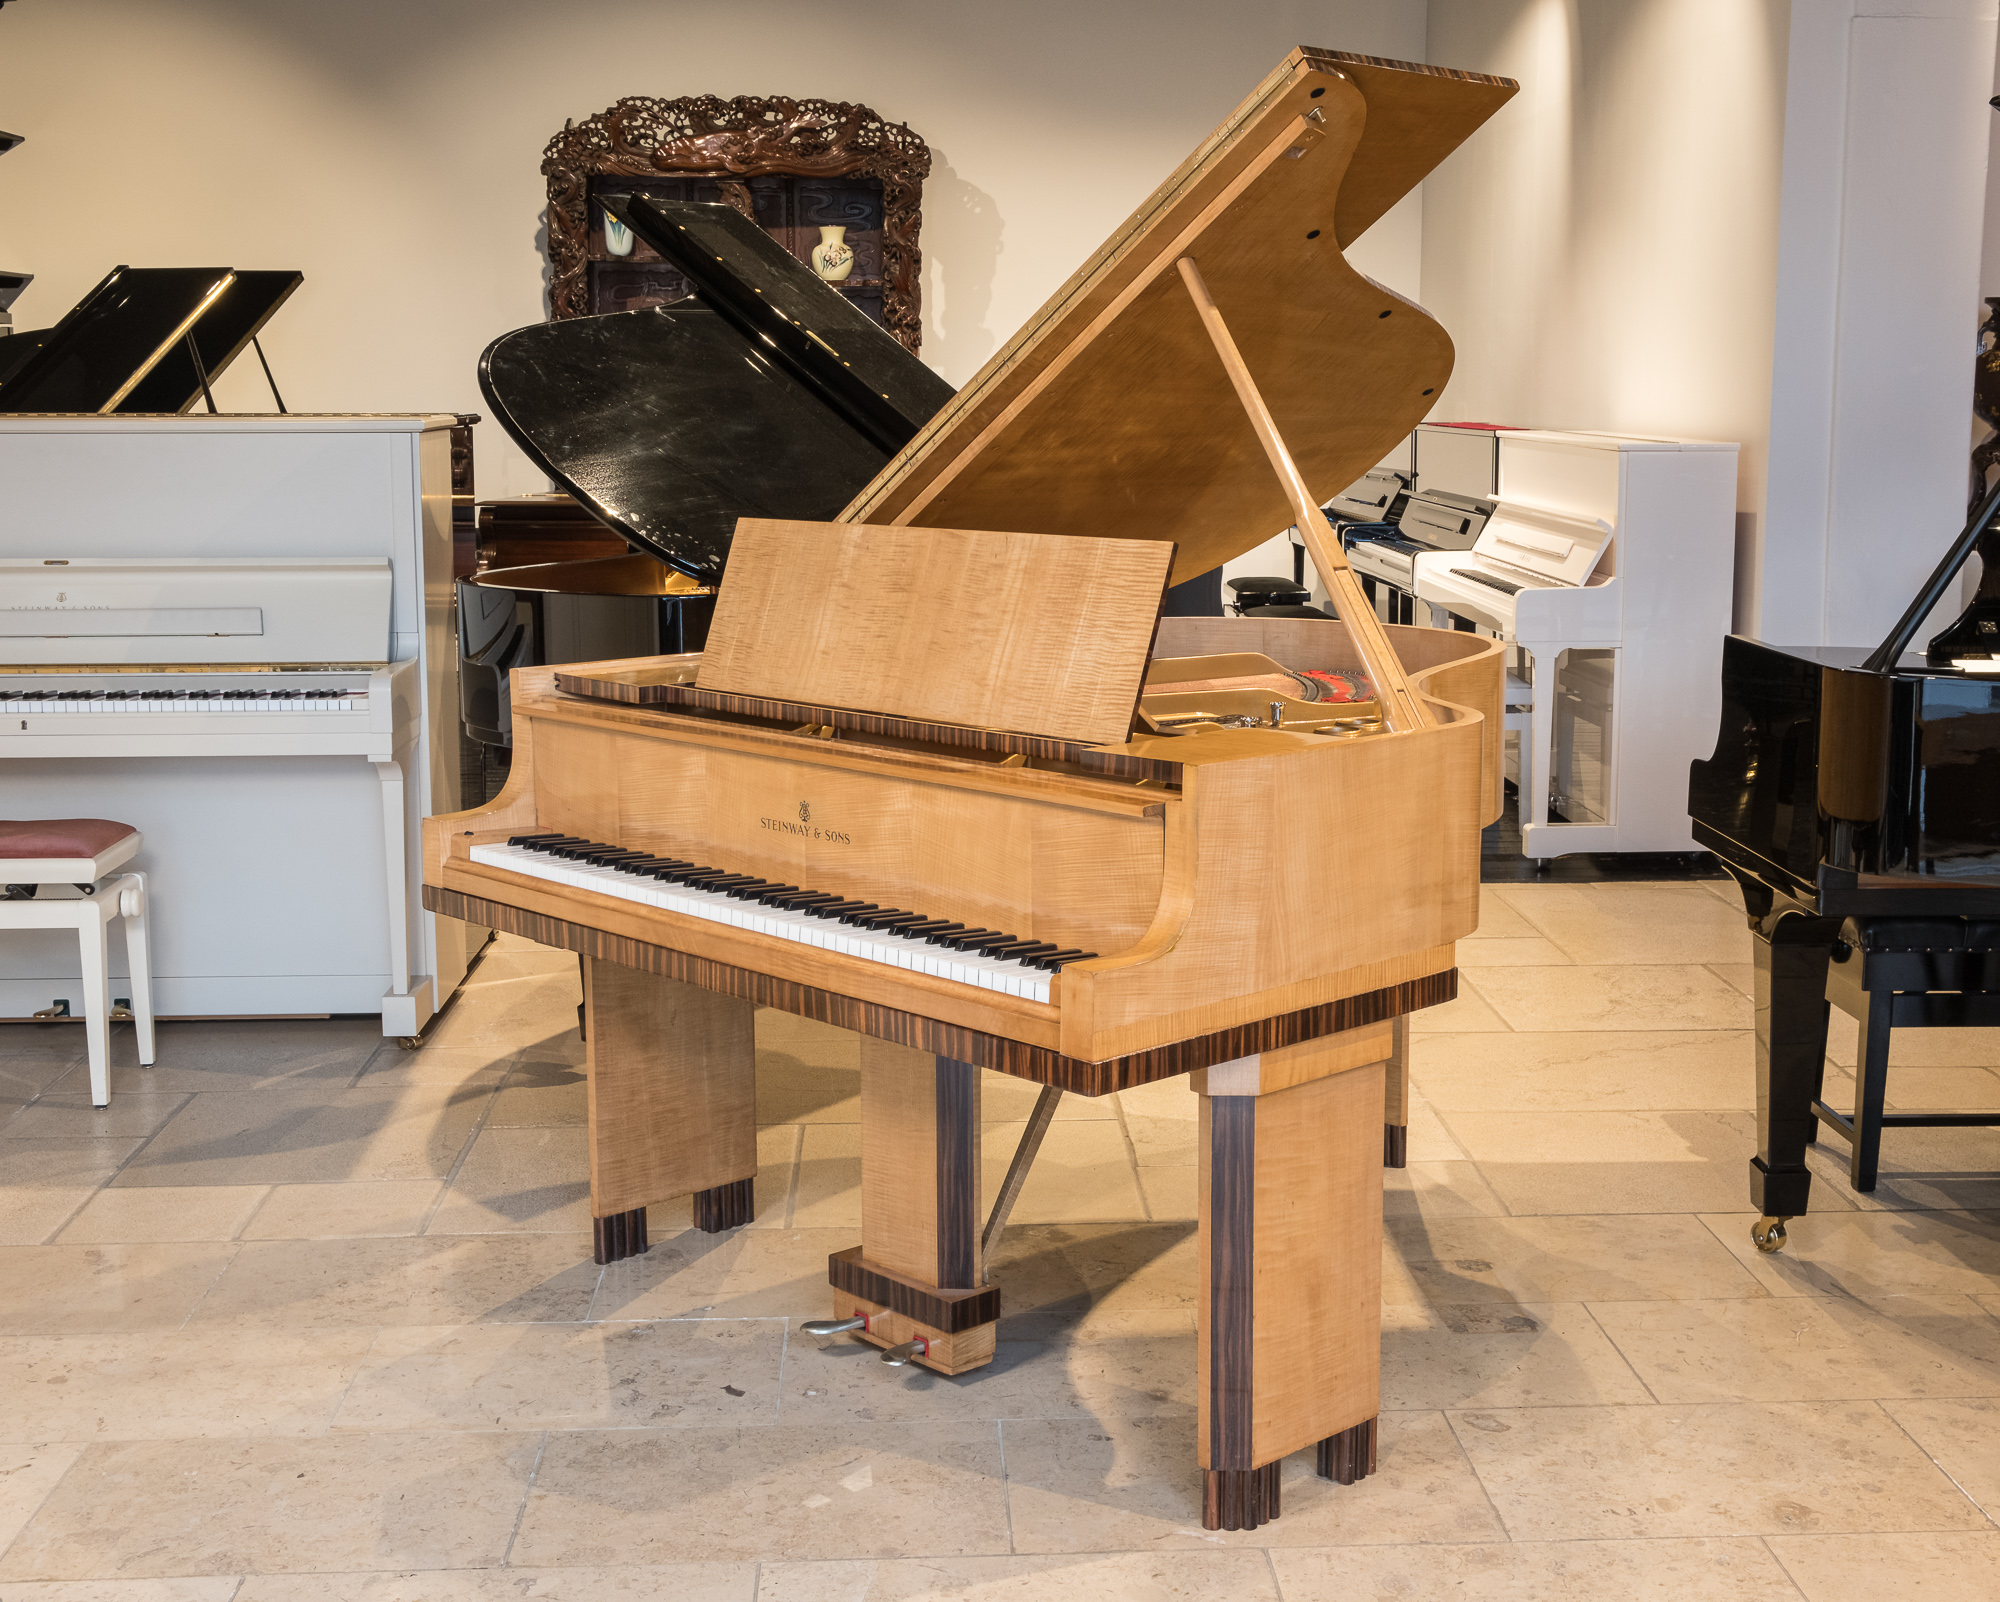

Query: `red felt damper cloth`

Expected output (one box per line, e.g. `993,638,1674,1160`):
1298,670,1375,704
0,819,139,859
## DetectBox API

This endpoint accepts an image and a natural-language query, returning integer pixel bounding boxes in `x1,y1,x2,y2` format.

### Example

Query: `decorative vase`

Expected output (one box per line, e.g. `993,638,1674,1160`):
811,224,855,282
603,207,635,258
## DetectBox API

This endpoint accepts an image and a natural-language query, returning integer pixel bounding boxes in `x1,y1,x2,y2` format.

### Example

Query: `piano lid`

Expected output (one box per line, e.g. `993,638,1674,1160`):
0,266,234,414
477,205,955,584
118,269,302,414
607,197,953,455
0,265,303,416
839,48,1516,583
479,304,914,584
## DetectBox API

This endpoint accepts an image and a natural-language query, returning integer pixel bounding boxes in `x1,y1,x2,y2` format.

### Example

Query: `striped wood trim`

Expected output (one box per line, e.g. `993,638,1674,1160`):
426,886,1457,1093
935,1057,980,1288
828,1245,1001,1331
1207,1096,1256,1470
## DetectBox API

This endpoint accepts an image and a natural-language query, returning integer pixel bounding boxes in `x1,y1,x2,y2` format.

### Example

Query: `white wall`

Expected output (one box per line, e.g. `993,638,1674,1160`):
0,0,1426,497
1764,0,1998,649
1419,0,1792,632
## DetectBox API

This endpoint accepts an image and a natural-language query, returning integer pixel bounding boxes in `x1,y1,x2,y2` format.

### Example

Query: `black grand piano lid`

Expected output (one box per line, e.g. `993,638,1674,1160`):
118,268,302,413
477,202,954,584
608,197,953,453
0,266,233,413
480,304,909,583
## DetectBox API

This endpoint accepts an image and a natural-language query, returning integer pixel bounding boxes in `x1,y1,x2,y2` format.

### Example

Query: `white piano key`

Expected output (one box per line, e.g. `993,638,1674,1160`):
468,842,1054,1004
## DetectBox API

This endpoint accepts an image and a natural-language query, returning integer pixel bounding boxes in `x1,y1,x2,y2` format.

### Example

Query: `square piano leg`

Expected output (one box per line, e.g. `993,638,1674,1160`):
826,1038,997,1375
1197,1033,1386,1531
581,957,757,1263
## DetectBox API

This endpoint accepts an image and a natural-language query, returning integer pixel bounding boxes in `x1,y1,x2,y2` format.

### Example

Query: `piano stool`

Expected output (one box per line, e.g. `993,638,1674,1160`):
0,819,156,1107
1815,917,2000,1192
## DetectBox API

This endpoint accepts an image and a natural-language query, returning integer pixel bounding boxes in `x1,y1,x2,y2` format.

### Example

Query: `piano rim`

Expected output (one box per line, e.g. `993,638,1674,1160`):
425,882,1457,1096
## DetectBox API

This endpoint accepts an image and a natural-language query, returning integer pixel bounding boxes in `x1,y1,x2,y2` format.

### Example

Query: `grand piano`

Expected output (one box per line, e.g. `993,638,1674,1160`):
1690,481,2000,1251
426,47,1514,1531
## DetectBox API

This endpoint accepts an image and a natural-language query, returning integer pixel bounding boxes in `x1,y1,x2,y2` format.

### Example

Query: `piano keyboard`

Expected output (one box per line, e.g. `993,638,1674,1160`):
474,834,1098,1003
0,686,370,713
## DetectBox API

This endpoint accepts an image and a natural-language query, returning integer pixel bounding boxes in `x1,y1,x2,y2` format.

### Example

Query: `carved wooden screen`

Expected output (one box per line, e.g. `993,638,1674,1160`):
543,96,931,353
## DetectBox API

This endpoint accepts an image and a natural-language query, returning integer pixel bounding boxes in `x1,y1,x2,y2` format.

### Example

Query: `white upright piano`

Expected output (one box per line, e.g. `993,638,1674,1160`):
1412,430,1739,860
0,415,476,1036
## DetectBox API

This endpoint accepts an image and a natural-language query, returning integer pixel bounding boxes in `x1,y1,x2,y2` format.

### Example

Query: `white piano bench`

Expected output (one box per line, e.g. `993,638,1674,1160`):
0,819,157,1107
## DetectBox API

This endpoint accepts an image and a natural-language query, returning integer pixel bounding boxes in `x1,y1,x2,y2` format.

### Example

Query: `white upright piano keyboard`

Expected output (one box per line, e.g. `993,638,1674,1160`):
0,555,430,1030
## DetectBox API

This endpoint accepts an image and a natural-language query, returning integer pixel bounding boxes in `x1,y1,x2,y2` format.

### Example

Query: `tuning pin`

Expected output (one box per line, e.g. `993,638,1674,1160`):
1269,700,1284,728
880,1336,930,1366
801,1315,869,1336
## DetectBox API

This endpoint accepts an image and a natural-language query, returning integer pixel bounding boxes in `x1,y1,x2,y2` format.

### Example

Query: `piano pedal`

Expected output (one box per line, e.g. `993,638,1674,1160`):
1750,1215,1790,1254
31,1000,69,1022
109,998,134,1022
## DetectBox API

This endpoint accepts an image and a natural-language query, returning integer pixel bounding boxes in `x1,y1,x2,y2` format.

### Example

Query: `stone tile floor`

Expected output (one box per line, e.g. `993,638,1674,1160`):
0,879,1996,1599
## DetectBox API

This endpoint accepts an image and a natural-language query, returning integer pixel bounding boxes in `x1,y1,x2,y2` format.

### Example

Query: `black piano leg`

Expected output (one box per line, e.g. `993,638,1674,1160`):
1849,984,1894,1192
1748,909,1841,1252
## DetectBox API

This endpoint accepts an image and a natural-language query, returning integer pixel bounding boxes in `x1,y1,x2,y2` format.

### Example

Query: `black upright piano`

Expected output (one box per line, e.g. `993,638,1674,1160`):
1689,484,2000,1250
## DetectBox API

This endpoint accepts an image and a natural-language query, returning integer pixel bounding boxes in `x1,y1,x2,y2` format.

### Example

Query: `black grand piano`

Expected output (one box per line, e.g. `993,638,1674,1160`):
1689,483,2000,1251
461,196,956,751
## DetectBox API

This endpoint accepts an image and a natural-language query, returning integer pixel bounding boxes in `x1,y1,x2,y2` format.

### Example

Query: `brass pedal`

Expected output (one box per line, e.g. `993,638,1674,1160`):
31,1000,70,1021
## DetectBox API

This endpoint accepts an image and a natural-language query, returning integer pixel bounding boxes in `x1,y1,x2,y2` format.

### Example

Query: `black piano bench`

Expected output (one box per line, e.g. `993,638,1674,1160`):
1817,917,2000,1191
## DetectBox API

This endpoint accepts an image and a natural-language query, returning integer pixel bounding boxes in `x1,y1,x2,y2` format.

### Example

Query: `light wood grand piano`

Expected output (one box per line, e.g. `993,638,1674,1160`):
425,47,1514,1532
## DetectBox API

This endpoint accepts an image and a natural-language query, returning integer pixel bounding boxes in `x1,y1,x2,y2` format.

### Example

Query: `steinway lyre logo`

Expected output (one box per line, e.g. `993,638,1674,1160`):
798,801,811,824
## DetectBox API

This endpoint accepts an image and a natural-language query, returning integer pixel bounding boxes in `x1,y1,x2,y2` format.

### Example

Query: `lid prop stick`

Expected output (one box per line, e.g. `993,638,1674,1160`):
1175,253,1431,734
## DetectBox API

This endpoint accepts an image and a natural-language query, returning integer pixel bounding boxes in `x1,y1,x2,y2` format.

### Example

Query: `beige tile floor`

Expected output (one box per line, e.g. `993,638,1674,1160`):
0,880,1997,1599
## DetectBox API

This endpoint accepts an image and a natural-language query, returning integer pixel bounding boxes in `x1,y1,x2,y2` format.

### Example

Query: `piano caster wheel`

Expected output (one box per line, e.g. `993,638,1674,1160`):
396,1035,423,1051
1751,1216,1789,1254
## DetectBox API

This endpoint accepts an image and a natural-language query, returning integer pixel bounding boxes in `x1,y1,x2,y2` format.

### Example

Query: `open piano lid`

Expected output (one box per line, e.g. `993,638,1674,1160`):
0,266,300,415
477,201,954,584
839,48,1516,583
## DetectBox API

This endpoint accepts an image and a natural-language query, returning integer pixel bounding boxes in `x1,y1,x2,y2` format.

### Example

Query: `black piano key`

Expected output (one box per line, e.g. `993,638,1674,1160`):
817,901,877,920
906,921,965,941
850,910,922,930
937,929,1003,950
746,885,802,904
955,931,1026,954
980,939,1051,959
768,890,841,909
1022,948,1084,970
723,879,781,899
1045,951,1097,969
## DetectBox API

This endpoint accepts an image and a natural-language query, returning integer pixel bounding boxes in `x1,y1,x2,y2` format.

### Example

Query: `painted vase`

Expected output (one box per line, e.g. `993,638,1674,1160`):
811,224,855,282
603,207,635,258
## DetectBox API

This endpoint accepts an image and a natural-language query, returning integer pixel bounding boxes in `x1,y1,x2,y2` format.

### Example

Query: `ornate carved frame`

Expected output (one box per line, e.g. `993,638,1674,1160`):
542,95,931,353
